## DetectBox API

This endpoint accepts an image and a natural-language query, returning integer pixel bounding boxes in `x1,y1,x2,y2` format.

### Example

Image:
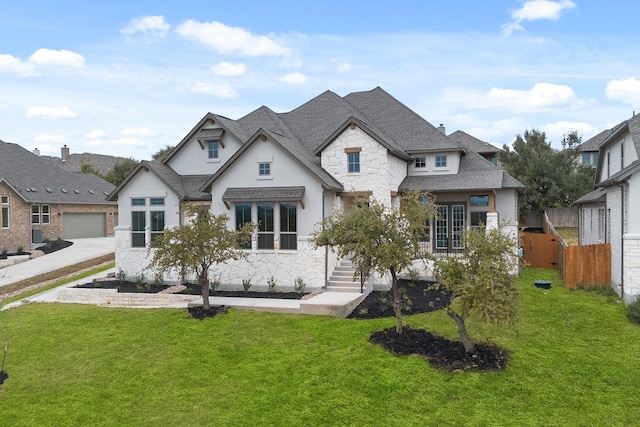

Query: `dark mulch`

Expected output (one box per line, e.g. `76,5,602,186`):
348,279,451,319
370,327,509,371
0,370,7,385
38,240,73,255
189,305,228,320
351,279,509,371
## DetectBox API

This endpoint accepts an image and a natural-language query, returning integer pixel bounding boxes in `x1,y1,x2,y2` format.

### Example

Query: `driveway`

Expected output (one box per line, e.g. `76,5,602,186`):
0,237,115,288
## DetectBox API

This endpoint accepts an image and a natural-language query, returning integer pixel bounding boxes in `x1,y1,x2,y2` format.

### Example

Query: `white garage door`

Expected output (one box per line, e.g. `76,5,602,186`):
63,213,107,239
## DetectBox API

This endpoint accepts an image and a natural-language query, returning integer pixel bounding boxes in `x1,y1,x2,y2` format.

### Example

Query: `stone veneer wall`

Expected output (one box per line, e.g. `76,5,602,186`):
0,183,31,252
57,288,200,306
623,234,640,304
321,126,406,207
114,227,328,292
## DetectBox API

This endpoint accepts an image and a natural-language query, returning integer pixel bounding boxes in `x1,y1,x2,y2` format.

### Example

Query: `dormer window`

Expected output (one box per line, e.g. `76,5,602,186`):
435,155,447,168
208,141,219,159
259,162,271,176
415,156,426,168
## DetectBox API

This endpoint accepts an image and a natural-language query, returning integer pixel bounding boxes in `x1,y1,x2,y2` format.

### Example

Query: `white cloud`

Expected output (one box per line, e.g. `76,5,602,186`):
29,48,85,68
605,78,640,105
337,62,352,73
211,62,246,76
114,137,143,146
121,15,170,37
485,82,578,111
503,0,576,35
25,106,78,119
176,20,289,56
279,72,306,85
86,129,107,139
542,121,597,142
190,82,237,98
120,128,155,137
0,54,35,75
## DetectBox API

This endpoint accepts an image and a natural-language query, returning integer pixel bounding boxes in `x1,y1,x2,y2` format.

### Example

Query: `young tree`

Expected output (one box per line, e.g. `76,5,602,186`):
103,158,138,186
311,190,436,333
433,227,518,353
148,204,255,310
79,161,100,176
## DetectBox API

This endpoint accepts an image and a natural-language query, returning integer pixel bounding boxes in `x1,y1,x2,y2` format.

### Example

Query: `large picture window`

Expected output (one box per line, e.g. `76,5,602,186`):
235,202,252,249
257,202,274,249
280,202,297,250
132,211,146,248
150,211,165,243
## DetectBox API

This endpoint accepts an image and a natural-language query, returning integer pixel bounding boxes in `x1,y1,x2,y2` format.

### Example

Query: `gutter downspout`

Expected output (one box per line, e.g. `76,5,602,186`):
616,183,625,298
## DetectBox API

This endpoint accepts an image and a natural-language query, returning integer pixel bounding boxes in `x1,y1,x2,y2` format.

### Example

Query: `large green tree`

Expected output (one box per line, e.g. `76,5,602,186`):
311,190,436,333
499,129,594,212
148,205,255,310
102,158,138,186
433,227,518,353
152,145,174,162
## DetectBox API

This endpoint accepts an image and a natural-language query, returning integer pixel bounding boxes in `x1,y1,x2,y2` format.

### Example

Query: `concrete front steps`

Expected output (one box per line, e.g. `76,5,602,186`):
326,260,367,293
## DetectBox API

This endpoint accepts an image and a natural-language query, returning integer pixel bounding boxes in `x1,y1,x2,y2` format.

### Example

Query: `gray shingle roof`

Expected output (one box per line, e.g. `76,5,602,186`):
0,140,115,204
43,152,128,175
449,130,500,154
573,187,606,205
222,186,305,202
399,151,524,193
138,161,211,201
578,128,613,152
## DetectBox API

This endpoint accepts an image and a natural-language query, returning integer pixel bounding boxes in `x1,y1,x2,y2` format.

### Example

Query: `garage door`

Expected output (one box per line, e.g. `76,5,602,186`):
63,213,106,239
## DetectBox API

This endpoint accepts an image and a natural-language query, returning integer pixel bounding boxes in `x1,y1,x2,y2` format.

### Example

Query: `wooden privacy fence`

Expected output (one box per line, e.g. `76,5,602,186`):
563,243,611,289
521,232,560,269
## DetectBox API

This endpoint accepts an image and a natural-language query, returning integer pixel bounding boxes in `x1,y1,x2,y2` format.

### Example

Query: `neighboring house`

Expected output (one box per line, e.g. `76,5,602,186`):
576,128,611,168
41,144,129,175
108,87,524,290
574,113,640,303
0,140,117,252
448,129,501,166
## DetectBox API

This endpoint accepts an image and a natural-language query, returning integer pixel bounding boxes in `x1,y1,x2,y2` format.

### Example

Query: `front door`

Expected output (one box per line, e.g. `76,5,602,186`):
435,203,466,252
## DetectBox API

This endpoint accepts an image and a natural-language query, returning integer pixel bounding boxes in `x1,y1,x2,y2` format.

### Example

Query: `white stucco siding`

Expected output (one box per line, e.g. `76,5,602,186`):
209,139,326,235
168,126,243,176
408,152,461,176
321,126,407,207
495,190,518,225
116,170,181,228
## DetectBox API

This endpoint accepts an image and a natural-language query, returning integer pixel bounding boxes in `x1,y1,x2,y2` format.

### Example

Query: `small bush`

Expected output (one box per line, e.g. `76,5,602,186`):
267,276,277,293
408,269,420,287
294,277,306,295
242,278,252,293
116,268,126,284
153,272,164,287
625,298,640,325
210,274,221,292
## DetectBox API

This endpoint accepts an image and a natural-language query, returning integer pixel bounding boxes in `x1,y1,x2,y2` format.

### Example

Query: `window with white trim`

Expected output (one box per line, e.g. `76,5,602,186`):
435,155,447,168
414,156,426,168
259,162,271,176
208,141,219,159
1,195,8,229
31,205,40,224
41,204,50,224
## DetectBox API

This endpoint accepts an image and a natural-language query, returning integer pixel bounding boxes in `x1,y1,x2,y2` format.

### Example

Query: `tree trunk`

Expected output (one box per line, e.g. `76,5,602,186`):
199,271,210,310
447,308,474,352
390,267,403,334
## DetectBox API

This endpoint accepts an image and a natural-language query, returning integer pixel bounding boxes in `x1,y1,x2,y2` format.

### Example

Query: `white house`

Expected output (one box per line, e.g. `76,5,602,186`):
108,87,523,291
574,113,640,303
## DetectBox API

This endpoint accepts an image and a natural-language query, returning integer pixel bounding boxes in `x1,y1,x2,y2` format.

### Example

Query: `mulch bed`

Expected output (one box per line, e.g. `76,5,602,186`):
38,240,73,255
350,279,509,371
188,305,228,320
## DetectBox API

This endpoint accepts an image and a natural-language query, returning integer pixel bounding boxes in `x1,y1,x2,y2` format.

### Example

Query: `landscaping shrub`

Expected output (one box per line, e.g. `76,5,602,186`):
625,298,640,324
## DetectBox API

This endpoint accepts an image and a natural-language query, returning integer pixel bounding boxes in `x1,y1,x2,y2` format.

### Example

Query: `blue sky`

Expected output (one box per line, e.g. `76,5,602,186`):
2,0,640,160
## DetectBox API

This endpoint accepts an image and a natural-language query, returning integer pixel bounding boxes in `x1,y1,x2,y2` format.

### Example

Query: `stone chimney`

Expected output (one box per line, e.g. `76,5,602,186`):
61,144,70,161
437,124,446,135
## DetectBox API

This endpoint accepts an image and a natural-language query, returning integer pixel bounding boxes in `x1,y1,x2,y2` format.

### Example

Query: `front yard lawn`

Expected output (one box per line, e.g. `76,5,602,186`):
0,267,639,426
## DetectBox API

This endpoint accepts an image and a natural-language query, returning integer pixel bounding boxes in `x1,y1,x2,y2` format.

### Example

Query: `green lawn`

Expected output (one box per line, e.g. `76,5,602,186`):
1,267,639,426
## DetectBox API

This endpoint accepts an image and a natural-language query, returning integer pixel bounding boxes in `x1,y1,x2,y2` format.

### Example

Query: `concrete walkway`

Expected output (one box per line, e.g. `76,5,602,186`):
1,236,368,317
